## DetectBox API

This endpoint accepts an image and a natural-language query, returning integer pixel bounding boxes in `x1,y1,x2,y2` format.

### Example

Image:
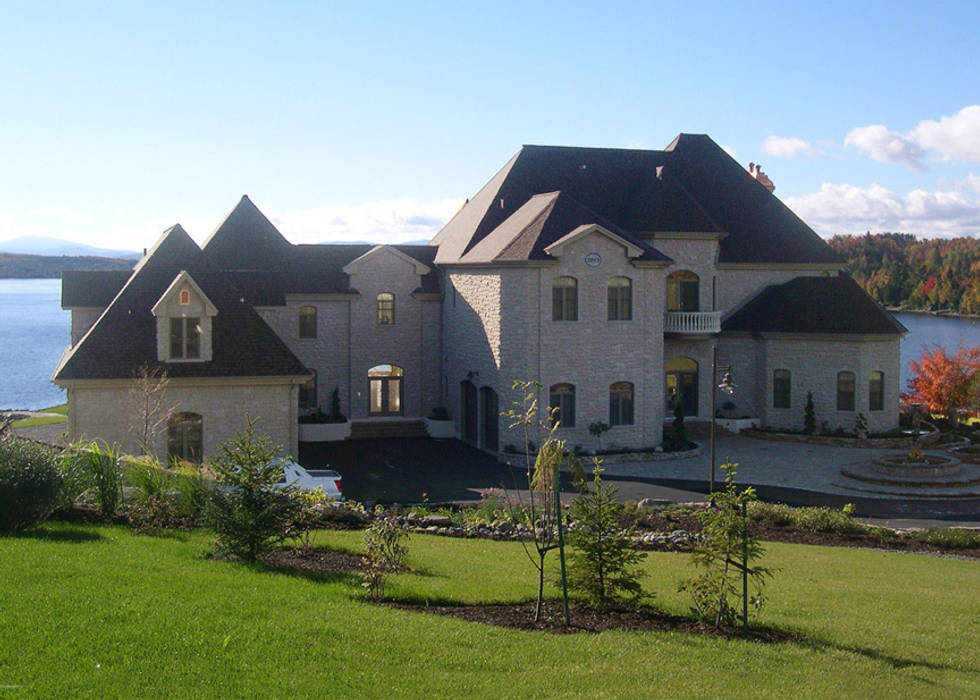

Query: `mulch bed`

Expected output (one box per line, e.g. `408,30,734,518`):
389,600,798,640
261,546,364,573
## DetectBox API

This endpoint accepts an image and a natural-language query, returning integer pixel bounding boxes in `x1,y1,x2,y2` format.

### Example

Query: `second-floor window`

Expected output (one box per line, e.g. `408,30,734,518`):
377,293,395,324
299,306,317,338
552,276,578,321
666,270,699,312
607,277,632,321
170,317,200,359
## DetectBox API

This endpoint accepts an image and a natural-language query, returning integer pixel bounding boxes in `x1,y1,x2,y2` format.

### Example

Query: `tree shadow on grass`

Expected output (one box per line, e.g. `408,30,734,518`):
1,525,104,543
799,636,976,677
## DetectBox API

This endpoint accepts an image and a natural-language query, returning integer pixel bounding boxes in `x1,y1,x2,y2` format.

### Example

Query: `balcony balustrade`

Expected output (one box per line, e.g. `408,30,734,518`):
664,310,721,334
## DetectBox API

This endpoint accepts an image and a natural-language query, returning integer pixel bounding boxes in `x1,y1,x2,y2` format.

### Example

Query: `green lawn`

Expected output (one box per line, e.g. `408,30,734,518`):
9,403,67,428
1,524,977,699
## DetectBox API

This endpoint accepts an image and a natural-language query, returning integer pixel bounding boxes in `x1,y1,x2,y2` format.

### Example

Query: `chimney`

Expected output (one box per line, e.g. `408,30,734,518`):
748,162,775,193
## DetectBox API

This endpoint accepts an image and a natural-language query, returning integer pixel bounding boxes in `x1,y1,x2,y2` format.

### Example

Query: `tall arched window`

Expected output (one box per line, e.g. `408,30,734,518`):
167,412,202,463
666,270,699,312
837,371,855,411
607,277,632,320
609,381,634,425
298,305,317,338
549,383,576,427
377,293,395,324
869,371,884,411
773,369,791,409
552,277,578,321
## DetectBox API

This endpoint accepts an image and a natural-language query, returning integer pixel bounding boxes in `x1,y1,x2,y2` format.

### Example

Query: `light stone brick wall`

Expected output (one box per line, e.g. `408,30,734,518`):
257,301,350,415
69,309,102,345
760,336,901,433
67,380,298,459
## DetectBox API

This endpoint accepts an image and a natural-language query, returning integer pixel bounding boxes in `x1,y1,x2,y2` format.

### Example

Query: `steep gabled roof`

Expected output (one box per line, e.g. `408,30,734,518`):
432,136,842,266
722,274,908,335
54,224,308,382
62,270,132,308
460,191,669,263
203,195,292,270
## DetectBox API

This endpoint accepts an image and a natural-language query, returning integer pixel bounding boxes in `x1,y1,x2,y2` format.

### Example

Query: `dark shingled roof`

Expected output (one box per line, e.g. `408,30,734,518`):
54,225,309,382
62,270,132,308
722,274,908,335
432,136,842,266
461,191,670,263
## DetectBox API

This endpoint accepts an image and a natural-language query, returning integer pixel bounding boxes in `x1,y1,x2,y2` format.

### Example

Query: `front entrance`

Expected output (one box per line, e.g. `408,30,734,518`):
368,364,403,416
480,386,498,451
665,357,699,417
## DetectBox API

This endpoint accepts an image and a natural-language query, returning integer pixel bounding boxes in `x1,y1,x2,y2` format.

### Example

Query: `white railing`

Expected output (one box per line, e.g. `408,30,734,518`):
664,311,721,334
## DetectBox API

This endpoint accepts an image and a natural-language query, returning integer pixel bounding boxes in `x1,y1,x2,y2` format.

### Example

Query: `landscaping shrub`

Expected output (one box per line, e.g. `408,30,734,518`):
206,418,299,562
361,506,409,601
59,440,124,517
0,435,62,531
566,464,646,608
912,527,980,550
681,461,772,627
748,501,862,535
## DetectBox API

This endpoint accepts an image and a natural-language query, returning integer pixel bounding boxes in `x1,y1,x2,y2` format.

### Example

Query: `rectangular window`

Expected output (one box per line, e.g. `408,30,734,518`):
299,306,317,338
869,371,884,411
609,382,634,425
169,317,200,359
607,278,632,321
549,383,576,427
552,277,578,321
837,371,855,411
299,370,317,410
377,293,395,324
773,369,791,409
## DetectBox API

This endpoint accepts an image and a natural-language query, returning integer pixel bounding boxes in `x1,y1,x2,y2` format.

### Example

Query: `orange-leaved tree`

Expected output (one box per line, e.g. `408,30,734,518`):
902,346,980,423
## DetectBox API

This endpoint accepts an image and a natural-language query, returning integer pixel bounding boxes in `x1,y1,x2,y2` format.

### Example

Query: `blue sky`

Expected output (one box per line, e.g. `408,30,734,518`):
1,0,978,250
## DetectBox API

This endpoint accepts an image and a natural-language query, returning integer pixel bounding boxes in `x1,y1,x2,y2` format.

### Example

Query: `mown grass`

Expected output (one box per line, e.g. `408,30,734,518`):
1,524,978,698
9,403,68,428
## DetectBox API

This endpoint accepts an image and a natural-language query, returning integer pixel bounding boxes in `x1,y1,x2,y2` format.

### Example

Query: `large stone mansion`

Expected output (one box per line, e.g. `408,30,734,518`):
54,134,906,460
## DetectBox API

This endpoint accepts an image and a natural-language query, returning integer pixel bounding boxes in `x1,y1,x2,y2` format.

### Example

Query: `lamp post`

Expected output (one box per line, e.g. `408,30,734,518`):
709,343,736,496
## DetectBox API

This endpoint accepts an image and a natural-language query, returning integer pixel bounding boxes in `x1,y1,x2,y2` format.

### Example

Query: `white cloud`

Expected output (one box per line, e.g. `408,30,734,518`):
27,206,93,224
784,180,980,238
844,125,926,170
910,105,980,162
845,105,980,168
265,197,465,244
762,135,825,158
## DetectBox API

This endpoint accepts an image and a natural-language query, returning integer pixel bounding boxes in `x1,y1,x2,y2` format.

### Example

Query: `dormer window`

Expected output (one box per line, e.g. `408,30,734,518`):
170,318,201,359
152,271,217,363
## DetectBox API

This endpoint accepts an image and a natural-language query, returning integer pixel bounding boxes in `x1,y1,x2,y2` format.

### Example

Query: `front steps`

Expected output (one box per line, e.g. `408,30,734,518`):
349,420,428,440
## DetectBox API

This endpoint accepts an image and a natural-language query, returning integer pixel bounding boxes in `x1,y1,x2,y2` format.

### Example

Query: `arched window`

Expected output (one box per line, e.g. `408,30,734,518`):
609,381,634,425
666,270,699,312
298,305,317,338
607,277,632,321
549,383,576,427
837,371,855,411
665,357,699,416
869,371,884,411
167,412,202,463
552,277,578,321
773,369,791,409
377,293,395,324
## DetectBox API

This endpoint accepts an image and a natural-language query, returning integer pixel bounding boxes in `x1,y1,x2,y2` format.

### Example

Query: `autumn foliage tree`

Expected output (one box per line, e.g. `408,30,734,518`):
902,346,980,423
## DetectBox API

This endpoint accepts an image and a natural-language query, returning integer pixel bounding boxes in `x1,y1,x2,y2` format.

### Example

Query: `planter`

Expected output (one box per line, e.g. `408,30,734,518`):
715,417,759,434
299,420,351,442
424,418,456,439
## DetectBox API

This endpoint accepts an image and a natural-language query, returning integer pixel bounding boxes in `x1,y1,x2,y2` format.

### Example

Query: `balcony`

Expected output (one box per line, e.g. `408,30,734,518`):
664,311,721,334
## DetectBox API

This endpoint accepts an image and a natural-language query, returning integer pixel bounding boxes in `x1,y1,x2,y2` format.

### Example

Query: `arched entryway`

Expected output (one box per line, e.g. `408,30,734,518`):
460,380,478,443
479,386,499,451
368,364,403,416
665,357,699,417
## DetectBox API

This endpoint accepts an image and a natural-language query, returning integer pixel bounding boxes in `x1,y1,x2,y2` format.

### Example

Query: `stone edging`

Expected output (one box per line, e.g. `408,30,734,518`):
741,424,941,449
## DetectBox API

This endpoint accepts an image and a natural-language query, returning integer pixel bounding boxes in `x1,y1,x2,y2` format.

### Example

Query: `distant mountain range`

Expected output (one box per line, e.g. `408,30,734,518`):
0,236,142,259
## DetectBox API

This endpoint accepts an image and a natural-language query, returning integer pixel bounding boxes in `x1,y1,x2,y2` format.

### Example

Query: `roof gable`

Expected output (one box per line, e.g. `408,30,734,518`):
342,244,432,276
151,270,219,317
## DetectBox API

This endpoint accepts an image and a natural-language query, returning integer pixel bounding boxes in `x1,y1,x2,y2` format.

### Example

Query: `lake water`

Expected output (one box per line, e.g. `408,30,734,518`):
2,279,980,410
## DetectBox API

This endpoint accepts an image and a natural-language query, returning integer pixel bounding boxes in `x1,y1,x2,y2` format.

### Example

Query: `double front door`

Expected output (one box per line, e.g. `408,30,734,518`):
368,365,403,416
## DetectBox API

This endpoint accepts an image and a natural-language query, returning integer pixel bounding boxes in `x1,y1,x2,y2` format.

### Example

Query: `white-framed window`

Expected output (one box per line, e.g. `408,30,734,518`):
169,317,201,359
